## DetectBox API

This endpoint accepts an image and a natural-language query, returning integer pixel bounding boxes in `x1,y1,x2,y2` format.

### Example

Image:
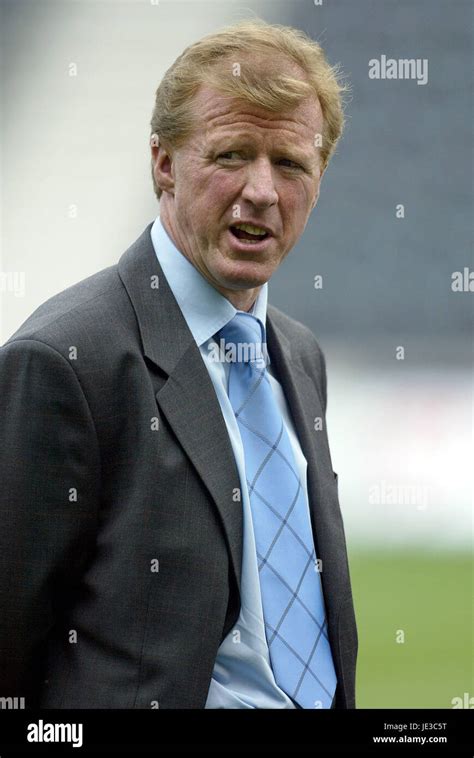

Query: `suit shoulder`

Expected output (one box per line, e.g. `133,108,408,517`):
2,263,128,350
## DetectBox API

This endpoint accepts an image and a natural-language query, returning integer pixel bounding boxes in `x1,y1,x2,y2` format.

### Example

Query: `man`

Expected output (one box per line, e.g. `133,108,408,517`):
0,20,357,709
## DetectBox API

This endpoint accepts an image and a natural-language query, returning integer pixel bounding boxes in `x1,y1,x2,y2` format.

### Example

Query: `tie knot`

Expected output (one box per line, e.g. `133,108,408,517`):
215,312,269,366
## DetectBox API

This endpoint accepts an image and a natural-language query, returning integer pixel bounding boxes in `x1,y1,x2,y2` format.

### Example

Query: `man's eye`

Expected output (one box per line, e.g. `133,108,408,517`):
217,151,241,160
279,158,303,170
216,153,304,170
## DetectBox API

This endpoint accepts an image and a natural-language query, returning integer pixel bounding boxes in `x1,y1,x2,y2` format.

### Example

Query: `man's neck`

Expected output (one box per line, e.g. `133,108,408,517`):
159,211,261,312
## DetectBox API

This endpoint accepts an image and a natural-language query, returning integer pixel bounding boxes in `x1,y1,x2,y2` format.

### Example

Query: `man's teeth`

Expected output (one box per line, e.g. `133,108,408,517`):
234,223,268,236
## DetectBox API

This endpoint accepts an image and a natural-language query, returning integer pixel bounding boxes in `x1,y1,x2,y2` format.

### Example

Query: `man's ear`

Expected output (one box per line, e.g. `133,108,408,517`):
151,137,175,196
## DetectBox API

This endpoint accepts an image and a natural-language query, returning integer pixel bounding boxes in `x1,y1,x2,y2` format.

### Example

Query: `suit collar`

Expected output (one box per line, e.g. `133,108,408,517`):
117,222,293,377
149,215,269,348
118,222,194,377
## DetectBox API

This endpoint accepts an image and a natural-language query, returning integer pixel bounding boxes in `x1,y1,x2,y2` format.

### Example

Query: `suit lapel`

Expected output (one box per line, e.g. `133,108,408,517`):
117,224,243,597
265,312,346,627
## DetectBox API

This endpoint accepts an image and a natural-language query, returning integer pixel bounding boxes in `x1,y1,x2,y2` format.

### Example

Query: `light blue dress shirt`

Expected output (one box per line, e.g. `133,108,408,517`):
150,216,314,709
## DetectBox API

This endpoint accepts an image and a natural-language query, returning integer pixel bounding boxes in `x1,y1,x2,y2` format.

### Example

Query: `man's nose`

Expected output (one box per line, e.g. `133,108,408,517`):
241,158,279,208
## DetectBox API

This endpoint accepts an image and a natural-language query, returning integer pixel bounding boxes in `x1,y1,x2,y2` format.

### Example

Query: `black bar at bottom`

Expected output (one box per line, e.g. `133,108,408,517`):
0,708,472,755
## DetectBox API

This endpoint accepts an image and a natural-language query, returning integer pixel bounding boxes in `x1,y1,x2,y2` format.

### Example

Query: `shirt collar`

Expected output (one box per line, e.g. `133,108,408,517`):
150,215,268,347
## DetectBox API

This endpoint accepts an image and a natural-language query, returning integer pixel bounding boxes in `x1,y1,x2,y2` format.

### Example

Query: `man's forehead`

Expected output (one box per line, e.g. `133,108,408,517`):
193,85,323,137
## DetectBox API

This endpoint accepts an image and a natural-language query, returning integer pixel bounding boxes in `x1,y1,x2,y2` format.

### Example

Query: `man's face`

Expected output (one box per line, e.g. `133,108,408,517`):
153,81,325,308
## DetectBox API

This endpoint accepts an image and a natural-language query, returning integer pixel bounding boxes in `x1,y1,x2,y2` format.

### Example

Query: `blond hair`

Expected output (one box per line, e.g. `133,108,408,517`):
150,19,348,200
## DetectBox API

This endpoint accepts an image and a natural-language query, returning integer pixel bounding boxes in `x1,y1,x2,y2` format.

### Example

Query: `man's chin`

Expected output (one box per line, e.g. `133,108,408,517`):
213,260,274,291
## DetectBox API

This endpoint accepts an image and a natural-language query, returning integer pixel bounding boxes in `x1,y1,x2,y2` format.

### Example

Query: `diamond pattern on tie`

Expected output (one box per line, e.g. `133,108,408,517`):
216,312,337,708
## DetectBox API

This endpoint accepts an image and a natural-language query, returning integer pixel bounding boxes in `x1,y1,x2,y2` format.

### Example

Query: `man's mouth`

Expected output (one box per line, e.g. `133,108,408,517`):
229,223,271,244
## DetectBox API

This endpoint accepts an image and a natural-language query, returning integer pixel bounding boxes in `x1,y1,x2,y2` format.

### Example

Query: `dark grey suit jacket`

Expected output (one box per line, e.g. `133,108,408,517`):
0,223,357,709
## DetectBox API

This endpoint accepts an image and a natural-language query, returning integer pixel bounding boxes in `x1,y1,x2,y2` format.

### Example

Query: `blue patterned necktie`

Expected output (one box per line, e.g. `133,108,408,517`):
216,312,337,709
